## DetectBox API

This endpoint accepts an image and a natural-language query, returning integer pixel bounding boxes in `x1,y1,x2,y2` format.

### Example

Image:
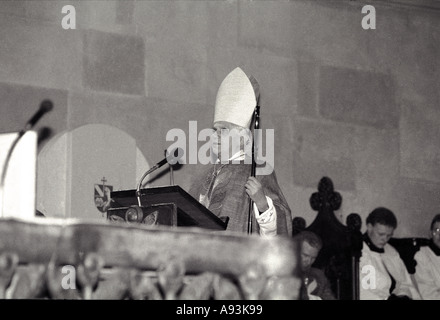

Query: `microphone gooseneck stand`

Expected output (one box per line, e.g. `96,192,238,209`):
135,147,182,207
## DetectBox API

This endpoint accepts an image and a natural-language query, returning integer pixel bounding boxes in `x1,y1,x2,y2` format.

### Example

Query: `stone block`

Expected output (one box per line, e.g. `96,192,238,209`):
145,42,208,104
400,101,440,183
291,118,356,191
297,61,319,117
23,0,69,23
0,14,82,90
319,66,398,129
238,1,298,58
68,90,146,132
353,126,400,186
206,1,239,47
261,115,295,185
83,30,145,95
133,1,209,45
390,177,440,238
238,1,363,63
0,1,27,16
0,82,68,152
116,0,134,25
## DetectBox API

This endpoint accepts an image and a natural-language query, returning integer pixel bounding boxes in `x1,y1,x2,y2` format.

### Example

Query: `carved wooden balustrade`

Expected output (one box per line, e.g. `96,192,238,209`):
0,217,301,300
306,176,363,300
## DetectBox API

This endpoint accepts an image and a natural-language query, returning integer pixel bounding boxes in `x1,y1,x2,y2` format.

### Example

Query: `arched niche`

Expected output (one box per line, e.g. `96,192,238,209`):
37,124,150,220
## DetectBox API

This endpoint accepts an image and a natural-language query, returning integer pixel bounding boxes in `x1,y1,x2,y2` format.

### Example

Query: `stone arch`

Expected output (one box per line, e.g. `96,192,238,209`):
37,124,150,220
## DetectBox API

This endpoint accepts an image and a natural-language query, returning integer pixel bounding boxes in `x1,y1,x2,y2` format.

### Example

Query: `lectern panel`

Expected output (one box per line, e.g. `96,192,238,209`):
107,203,177,226
110,186,227,230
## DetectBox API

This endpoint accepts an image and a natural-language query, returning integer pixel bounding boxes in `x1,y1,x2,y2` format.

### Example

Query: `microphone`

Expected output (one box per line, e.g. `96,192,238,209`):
135,147,184,207
0,99,54,217
22,100,53,133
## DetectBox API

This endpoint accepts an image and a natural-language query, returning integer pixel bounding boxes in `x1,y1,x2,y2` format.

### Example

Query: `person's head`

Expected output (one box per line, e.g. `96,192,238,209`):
294,231,322,273
211,67,259,161
366,207,397,249
429,214,440,248
212,121,252,160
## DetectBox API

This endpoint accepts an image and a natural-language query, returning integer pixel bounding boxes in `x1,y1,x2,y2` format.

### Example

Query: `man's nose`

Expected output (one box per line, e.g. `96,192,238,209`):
303,257,311,266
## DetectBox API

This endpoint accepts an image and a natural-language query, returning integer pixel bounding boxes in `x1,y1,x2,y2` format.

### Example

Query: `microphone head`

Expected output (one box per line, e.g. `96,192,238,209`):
166,147,184,165
40,99,54,112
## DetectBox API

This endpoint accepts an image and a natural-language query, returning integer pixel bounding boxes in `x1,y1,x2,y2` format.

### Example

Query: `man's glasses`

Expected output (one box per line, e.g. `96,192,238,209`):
432,228,440,235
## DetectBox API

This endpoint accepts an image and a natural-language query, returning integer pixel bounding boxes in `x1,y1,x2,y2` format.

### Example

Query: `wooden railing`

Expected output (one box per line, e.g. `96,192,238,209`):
0,217,301,300
305,176,362,300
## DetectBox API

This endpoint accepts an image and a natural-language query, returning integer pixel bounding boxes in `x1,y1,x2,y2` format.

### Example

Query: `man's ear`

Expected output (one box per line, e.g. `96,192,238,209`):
366,223,373,234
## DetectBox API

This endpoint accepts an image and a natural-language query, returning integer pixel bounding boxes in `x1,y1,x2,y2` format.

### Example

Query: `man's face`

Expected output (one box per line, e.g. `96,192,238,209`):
212,121,250,161
431,221,440,249
300,241,320,272
366,223,394,249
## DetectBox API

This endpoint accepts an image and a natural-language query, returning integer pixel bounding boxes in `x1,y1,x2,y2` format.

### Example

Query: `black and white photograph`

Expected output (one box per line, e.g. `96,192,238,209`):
0,0,439,310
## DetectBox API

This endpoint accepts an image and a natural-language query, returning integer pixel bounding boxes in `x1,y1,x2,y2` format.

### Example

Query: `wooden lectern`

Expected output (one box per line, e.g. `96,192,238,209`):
108,185,228,230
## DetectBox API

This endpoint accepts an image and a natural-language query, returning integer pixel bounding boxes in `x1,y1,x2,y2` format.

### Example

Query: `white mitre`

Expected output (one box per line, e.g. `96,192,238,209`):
214,67,260,129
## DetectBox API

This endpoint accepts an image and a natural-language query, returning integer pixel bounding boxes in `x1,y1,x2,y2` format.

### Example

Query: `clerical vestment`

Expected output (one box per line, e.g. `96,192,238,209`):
301,267,336,300
188,162,292,236
414,243,440,300
359,241,421,300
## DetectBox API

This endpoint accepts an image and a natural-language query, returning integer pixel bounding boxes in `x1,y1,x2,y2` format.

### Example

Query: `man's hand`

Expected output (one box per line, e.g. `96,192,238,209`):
245,177,269,212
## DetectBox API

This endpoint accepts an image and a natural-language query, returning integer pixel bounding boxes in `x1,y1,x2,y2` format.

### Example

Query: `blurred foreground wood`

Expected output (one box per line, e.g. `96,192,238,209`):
0,217,301,300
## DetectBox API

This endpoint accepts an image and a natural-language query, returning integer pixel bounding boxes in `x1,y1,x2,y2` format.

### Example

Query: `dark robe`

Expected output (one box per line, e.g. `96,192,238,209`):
301,267,336,300
188,161,292,236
